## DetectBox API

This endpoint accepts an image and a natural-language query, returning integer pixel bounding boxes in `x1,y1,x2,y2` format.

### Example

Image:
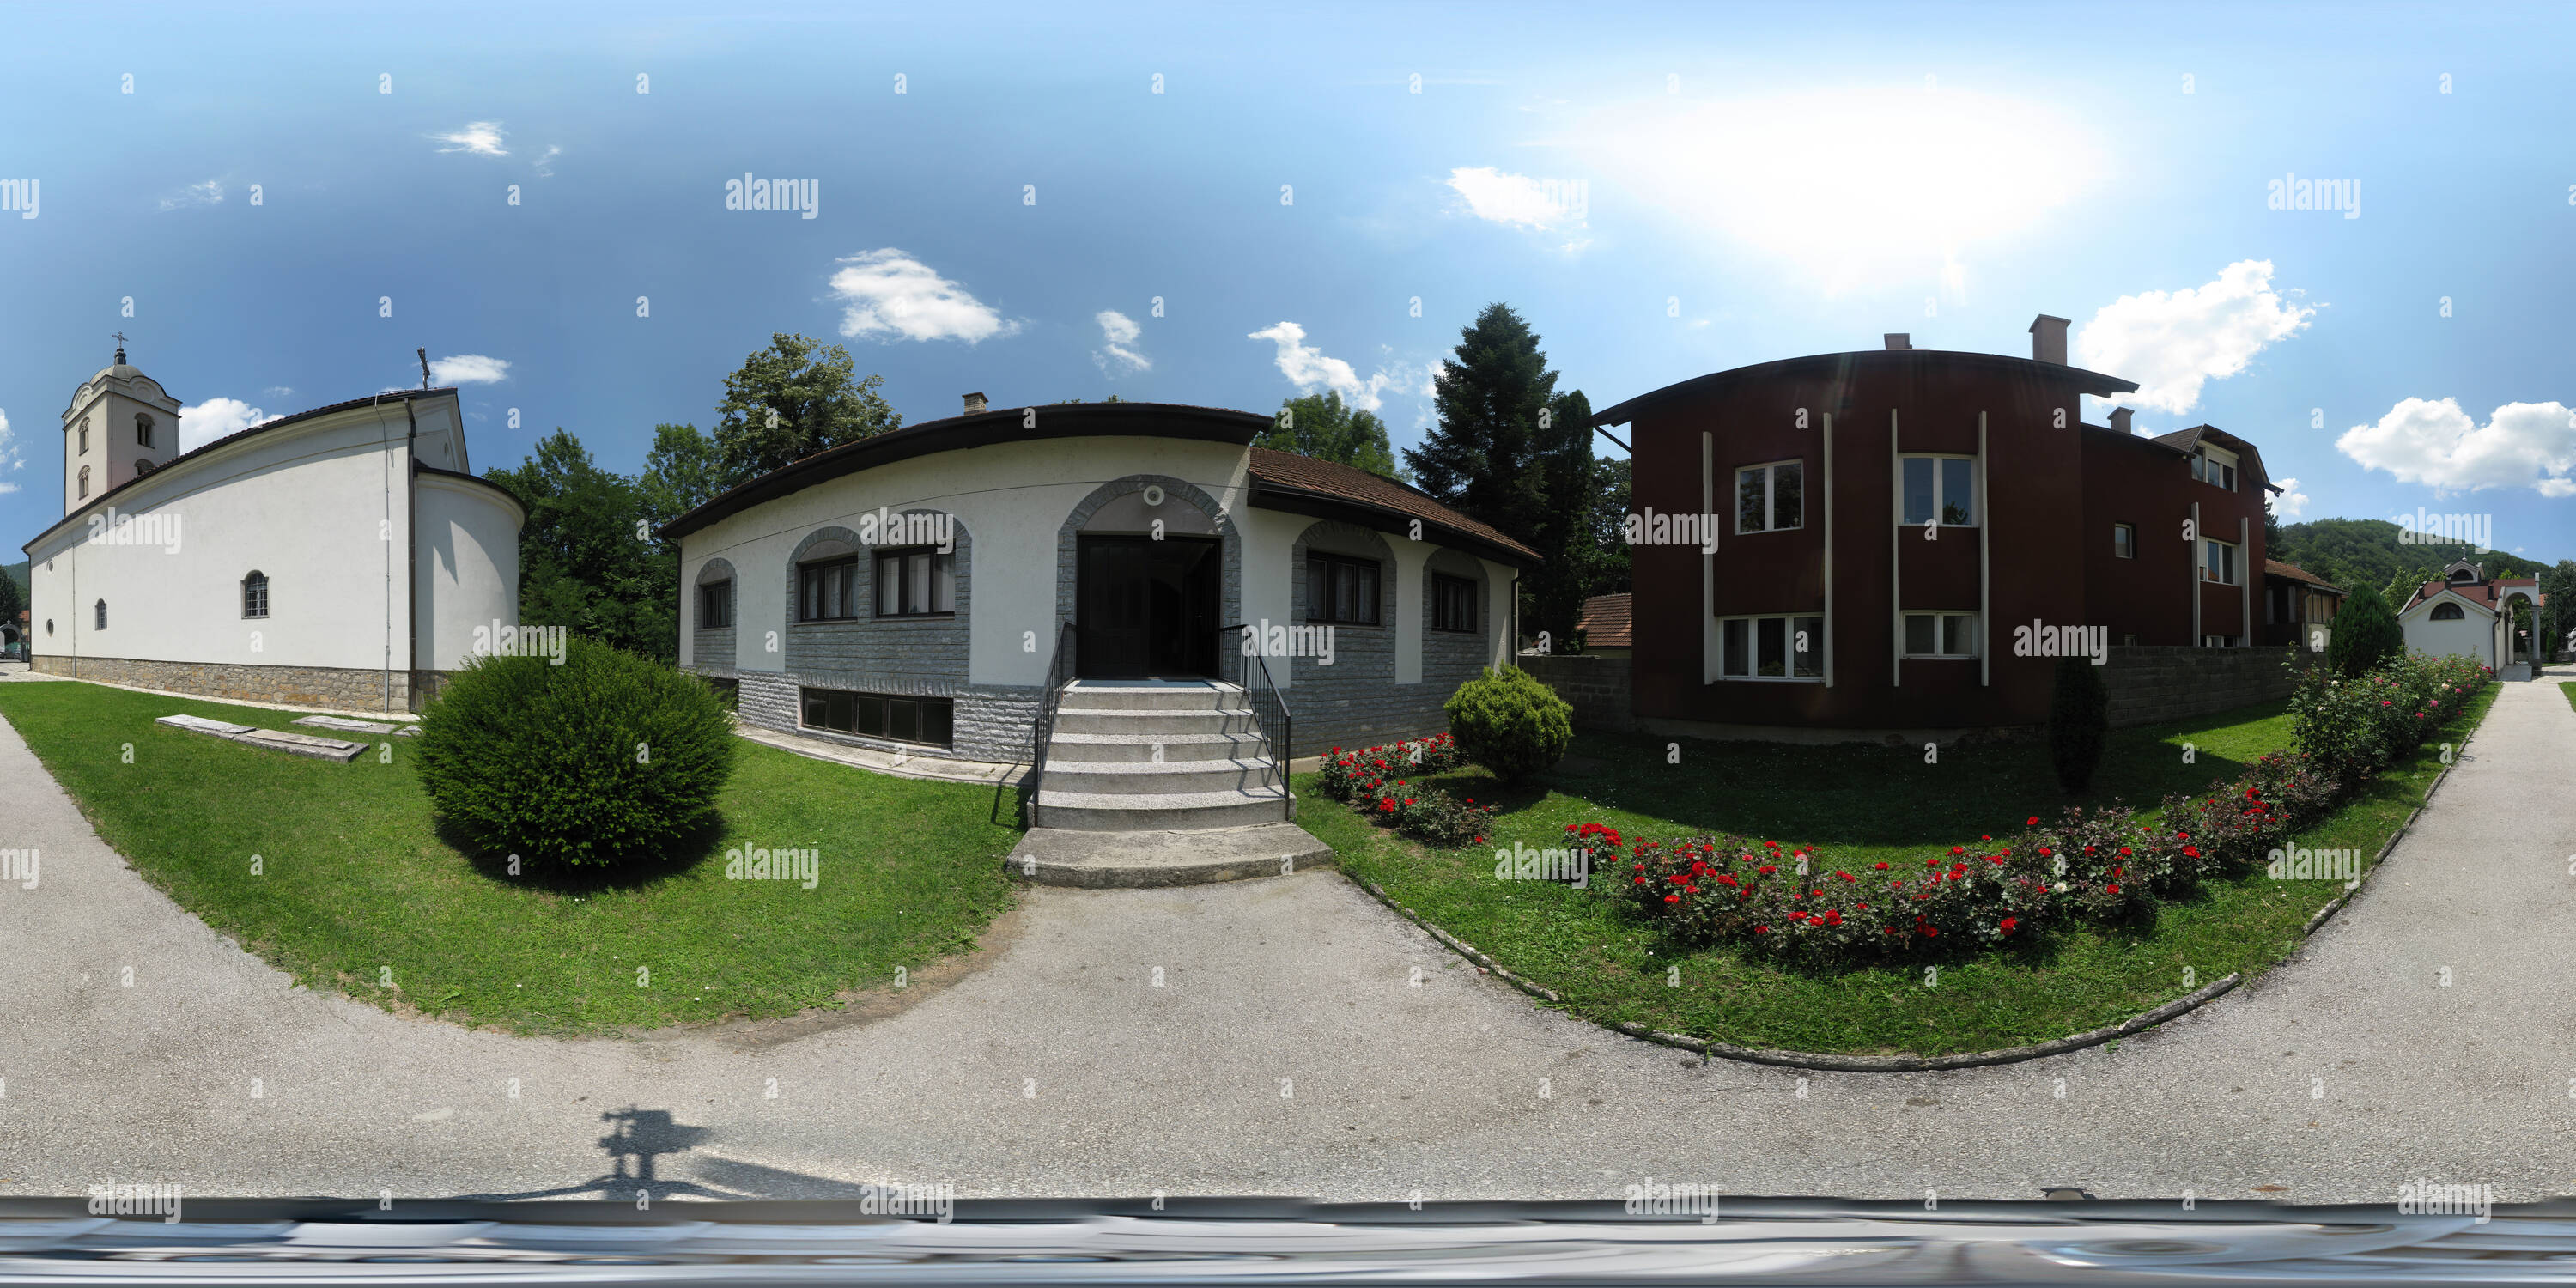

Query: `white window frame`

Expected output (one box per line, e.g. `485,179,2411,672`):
2194,444,2239,492
2202,537,2239,586
2111,522,2136,559
1899,453,1979,527
1733,459,1806,535
1900,611,1979,659
1716,612,1826,683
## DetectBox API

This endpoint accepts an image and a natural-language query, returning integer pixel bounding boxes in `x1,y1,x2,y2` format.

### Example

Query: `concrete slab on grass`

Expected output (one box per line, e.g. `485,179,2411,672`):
158,714,365,762
292,715,401,735
1006,822,1334,887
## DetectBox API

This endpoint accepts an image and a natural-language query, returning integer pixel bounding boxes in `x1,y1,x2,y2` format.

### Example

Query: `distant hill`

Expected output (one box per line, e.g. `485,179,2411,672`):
3,559,25,598
2272,517,2549,601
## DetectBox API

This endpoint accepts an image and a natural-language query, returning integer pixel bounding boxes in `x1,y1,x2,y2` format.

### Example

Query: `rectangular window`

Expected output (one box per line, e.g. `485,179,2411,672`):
1307,552,1382,625
799,556,859,621
1716,613,1825,682
799,687,954,748
1899,455,1978,526
1734,460,1804,534
242,576,269,619
2195,445,2239,492
698,580,733,629
872,549,956,617
2112,523,2136,559
2202,538,2239,586
1902,611,1978,659
1431,573,1477,633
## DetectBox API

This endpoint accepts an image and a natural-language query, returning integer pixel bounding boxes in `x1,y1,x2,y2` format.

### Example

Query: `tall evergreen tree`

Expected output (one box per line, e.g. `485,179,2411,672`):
712,332,902,486
1404,304,1556,550
1256,391,1402,480
1525,388,1597,650
485,429,677,661
1587,456,1633,595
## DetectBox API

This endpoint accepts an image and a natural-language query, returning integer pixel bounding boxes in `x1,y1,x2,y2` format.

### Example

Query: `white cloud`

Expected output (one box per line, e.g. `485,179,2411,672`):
828,249,1020,344
427,354,510,385
1447,167,1572,228
0,406,17,494
157,179,223,211
1578,85,2105,291
533,144,561,178
1092,310,1150,374
431,121,508,156
263,386,295,401
2269,477,2310,521
178,398,280,453
2075,260,2314,414
2336,398,2576,498
1247,321,1406,411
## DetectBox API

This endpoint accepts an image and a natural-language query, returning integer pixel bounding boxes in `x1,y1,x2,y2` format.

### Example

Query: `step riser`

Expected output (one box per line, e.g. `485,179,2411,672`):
1052,710,1267,737
1061,685,1247,711
1041,799,1297,831
1045,738,1268,763
1043,763,1282,795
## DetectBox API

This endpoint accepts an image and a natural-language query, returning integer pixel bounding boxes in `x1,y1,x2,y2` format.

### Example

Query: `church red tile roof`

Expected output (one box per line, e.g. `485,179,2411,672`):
1575,592,1633,648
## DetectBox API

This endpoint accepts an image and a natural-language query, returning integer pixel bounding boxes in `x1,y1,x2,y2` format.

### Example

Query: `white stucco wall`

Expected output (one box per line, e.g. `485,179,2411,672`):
25,392,518,675
414,471,526,670
2401,603,2497,665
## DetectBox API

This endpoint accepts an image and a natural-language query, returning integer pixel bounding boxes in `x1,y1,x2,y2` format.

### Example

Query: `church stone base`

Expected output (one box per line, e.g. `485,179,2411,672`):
33,655,416,713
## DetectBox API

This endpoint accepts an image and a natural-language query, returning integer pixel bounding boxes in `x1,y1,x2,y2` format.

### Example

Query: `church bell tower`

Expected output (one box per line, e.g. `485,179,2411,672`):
61,340,182,516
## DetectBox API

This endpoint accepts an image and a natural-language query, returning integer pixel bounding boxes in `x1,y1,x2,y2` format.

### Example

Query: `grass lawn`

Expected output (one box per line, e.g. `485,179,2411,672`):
2561,682,2576,714
1299,689,2500,1057
0,680,1019,1035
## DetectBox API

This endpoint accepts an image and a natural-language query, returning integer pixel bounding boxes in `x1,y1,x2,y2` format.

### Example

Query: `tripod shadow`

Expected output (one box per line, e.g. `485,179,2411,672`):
451,1106,881,1201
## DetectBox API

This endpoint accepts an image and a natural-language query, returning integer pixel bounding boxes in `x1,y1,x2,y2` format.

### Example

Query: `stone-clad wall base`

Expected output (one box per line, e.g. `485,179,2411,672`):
1519,654,1637,733
2101,645,2319,728
723,668,1039,765
33,655,413,712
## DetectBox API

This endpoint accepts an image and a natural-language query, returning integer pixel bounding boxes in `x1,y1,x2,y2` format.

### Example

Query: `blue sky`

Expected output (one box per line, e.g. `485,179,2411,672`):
3,1,2571,562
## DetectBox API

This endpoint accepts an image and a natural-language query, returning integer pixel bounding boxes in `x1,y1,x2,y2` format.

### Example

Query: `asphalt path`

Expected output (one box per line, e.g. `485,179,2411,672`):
1,667,2569,1206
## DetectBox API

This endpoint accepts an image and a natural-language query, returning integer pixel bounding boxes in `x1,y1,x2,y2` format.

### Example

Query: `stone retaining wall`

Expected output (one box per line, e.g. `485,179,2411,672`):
2102,645,2315,728
32,654,415,712
1520,653,1637,733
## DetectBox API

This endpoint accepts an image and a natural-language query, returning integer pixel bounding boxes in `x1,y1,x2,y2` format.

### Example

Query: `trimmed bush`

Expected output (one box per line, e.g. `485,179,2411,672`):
414,637,737,867
2324,585,2404,678
2047,655,2110,793
1443,666,1572,787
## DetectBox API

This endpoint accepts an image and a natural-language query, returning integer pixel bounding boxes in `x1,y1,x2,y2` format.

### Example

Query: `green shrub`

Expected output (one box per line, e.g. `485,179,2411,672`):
2047,654,2110,793
414,636,737,867
1443,666,1572,787
2325,585,2404,677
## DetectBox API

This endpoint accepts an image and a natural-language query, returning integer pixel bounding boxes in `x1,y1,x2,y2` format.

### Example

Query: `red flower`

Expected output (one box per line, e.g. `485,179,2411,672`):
2000,917,2018,933
2107,884,2121,894
2026,817,2039,826
1663,894,1680,903
1753,925,1769,934
1874,861,1891,870
2181,846,2200,859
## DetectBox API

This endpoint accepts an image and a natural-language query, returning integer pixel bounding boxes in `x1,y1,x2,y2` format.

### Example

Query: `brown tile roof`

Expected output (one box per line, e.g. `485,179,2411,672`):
2404,575,2539,611
1576,592,1632,648
2264,559,2343,592
1245,447,1539,562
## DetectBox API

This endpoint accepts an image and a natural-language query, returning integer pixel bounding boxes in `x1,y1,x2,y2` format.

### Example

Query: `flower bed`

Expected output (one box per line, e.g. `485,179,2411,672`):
1317,734,1498,848
1598,652,2488,965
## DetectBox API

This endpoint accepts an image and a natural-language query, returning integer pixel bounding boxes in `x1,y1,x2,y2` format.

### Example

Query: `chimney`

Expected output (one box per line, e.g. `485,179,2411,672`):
1883,333,1911,351
2028,314,2070,366
962,392,988,416
2109,407,2134,434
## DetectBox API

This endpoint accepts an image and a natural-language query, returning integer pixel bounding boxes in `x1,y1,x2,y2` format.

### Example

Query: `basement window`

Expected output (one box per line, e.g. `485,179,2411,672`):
800,687,953,749
1719,613,1824,681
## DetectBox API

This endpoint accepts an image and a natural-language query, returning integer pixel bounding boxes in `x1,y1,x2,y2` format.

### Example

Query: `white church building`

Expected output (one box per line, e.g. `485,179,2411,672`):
19,348,525,712
2396,558,2543,680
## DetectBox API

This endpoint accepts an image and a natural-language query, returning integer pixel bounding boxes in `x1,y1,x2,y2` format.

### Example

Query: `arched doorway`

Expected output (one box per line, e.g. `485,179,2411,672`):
1059,477,1236,681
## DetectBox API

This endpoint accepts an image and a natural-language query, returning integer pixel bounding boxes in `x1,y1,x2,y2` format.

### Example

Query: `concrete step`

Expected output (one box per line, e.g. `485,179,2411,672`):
1051,707,1265,737
1036,784,1294,831
1005,822,1334,887
1060,679,1247,711
1044,730,1269,762
1042,756,1281,796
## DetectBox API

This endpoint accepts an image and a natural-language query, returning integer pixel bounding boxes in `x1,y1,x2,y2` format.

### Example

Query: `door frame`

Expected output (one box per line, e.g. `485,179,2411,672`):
1074,532,1223,680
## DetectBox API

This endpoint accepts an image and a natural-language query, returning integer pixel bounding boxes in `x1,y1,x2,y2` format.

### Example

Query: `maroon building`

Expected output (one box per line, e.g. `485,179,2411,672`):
1593,318,2277,736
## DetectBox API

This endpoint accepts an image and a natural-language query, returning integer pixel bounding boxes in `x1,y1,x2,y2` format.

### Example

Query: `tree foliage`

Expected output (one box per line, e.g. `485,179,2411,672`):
2272,517,2543,597
2047,655,2110,793
485,430,677,661
1255,391,1402,480
2324,584,2405,678
711,332,902,485
1406,303,1555,549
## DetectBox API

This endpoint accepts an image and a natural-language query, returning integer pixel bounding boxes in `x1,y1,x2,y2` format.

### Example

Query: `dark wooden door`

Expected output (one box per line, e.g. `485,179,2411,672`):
1077,535,1219,678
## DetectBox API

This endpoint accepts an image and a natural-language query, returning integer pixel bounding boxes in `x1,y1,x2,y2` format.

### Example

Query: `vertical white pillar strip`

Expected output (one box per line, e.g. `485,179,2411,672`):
2190,500,2202,645
1978,412,1990,689
1889,410,1901,688
1703,430,1717,685
1822,413,1834,689
2239,516,2251,647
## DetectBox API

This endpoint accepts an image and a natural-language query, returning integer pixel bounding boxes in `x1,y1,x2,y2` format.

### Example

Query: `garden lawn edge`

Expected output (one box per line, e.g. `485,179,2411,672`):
1341,690,2487,1072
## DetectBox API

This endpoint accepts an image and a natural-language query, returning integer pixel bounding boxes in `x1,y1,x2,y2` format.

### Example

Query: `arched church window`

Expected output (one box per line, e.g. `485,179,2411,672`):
136,460,154,479
77,465,89,498
94,600,107,630
2430,602,2464,620
243,571,270,619
78,417,89,454
136,414,155,448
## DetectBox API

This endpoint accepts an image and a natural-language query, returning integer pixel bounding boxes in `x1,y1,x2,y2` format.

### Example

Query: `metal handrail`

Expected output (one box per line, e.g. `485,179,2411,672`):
1023,621,1078,828
1217,623,1295,822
